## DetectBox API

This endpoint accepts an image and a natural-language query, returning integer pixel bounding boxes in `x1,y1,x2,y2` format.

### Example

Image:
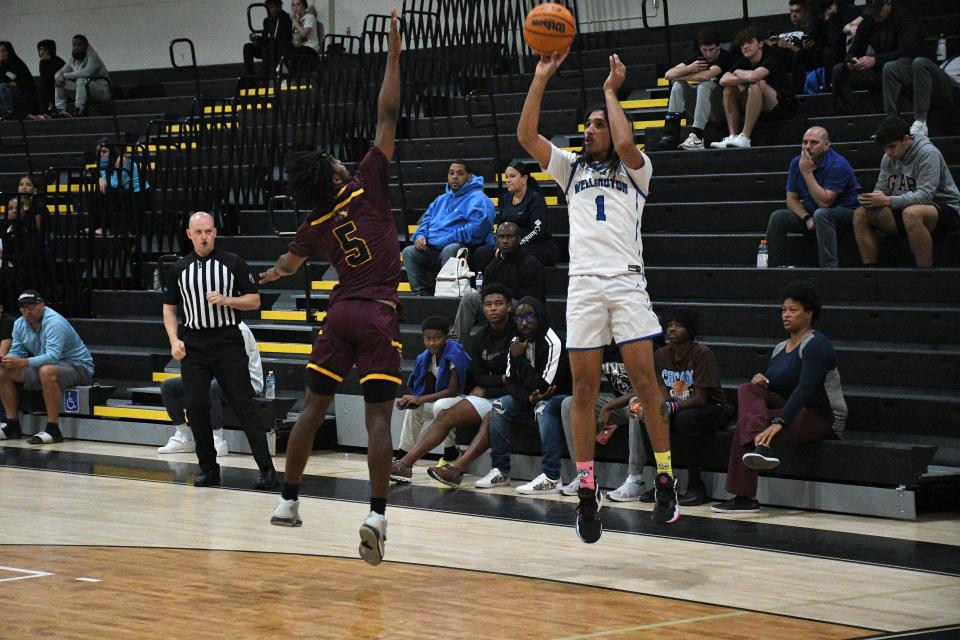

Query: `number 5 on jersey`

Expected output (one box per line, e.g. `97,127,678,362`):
333,221,372,267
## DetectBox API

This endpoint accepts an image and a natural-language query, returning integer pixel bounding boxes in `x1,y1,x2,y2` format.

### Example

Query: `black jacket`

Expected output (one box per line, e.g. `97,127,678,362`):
849,3,920,66
467,320,515,398
504,296,563,404
483,247,545,301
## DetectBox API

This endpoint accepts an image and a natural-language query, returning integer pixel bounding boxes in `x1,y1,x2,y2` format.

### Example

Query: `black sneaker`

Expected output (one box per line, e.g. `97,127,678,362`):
648,135,678,151
742,444,780,471
575,485,603,544
651,473,680,524
678,480,710,507
0,424,22,440
638,486,655,503
711,496,760,513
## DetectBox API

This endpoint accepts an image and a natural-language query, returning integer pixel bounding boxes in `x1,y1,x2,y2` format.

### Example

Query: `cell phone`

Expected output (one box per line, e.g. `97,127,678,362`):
696,56,707,62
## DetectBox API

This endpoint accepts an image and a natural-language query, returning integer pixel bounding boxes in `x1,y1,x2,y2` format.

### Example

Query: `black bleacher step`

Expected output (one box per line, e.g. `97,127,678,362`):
90,289,281,319
400,107,578,141
811,109,960,142
109,62,246,86
113,96,195,117
0,113,160,137
87,345,170,381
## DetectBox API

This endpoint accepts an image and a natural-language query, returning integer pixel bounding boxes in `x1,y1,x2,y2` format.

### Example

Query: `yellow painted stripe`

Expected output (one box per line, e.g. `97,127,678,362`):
152,372,181,382
312,281,411,292
311,188,366,225
94,405,172,422
578,118,684,132
202,102,273,114
260,310,326,321
257,342,312,354
490,196,559,206
306,363,343,382
46,184,81,193
360,373,402,385
620,98,668,109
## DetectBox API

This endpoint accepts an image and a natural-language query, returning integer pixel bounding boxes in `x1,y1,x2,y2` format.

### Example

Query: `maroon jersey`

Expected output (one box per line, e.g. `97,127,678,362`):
287,146,401,305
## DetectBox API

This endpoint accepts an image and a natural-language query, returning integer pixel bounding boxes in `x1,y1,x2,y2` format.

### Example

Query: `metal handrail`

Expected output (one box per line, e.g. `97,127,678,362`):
247,2,267,34
266,194,313,324
465,84,503,194
169,38,202,99
641,0,673,68
17,119,34,176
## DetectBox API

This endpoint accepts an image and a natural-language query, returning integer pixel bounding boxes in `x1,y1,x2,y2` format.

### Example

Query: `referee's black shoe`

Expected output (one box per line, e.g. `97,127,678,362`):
194,467,221,487
255,468,278,490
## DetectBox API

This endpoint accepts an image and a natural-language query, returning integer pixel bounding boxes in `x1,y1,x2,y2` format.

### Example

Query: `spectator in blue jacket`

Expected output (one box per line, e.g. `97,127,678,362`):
765,126,860,268
0,290,94,445
402,160,495,296
394,315,472,470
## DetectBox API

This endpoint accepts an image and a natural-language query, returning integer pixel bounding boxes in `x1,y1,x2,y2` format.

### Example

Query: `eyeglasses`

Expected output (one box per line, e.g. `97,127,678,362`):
515,313,537,324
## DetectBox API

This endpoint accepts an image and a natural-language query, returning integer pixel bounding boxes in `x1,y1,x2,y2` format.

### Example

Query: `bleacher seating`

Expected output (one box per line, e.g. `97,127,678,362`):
0,0,957,519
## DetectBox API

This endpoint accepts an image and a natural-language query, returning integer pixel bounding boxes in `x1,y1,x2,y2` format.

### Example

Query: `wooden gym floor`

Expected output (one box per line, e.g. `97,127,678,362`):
1,440,958,639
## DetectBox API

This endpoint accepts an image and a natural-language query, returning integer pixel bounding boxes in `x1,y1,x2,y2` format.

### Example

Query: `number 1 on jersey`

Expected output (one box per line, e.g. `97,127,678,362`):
595,195,606,221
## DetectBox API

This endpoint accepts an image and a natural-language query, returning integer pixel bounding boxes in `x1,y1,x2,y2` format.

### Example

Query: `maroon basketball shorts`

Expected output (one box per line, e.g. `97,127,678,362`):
306,299,402,401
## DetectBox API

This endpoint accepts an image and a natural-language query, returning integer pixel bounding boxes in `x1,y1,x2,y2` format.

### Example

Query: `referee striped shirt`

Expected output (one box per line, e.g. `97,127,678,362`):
163,248,258,330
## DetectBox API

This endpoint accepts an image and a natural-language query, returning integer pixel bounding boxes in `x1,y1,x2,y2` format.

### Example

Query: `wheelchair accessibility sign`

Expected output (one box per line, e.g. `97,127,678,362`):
63,389,80,413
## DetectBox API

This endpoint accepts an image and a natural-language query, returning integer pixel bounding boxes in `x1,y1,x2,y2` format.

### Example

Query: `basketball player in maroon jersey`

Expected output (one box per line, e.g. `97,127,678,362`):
259,9,401,566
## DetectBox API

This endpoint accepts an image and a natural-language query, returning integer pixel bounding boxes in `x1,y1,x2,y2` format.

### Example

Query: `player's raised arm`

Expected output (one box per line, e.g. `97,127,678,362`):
518,48,570,170
259,252,308,285
374,8,402,161
603,54,644,170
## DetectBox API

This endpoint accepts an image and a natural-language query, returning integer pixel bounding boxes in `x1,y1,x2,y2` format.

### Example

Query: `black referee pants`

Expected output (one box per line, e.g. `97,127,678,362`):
181,325,274,474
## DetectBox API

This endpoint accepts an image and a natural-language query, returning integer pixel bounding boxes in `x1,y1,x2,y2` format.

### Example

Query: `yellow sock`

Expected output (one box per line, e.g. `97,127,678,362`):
654,451,673,477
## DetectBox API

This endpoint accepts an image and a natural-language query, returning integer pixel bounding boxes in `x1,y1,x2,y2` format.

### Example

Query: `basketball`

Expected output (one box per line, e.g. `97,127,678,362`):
523,3,576,55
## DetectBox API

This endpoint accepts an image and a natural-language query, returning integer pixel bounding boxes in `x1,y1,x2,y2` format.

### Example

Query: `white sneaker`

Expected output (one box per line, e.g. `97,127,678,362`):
270,497,302,527
710,135,737,149
678,133,704,150
474,467,510,488
359,511,387,566
516,473,560,495
214,435,229,457
607,478,645,502
727,133,751,148
910,120,928,138
560,477,580,496
157,430,195,454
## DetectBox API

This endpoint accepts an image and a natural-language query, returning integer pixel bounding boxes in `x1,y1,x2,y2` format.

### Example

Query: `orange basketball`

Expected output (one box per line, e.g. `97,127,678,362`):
523,3,576,55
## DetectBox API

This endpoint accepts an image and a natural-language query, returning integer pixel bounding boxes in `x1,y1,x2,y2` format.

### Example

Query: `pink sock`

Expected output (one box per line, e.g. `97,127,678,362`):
576,461,595,489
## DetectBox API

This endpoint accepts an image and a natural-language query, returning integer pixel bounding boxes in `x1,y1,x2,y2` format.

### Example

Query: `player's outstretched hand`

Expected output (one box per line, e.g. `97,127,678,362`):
259,266,281,285
603,53,626,93
388,7,401,57
535,47,570,80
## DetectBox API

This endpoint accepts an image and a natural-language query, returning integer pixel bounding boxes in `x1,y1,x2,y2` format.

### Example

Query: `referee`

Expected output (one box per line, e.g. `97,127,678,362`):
162,211,277,489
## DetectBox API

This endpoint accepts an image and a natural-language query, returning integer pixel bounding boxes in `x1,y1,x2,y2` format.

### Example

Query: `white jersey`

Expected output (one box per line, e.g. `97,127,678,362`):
545,144,653,277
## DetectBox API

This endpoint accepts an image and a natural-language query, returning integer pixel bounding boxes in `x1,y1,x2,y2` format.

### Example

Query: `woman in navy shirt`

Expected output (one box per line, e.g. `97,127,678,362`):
471,161,557,272
713,280,847,513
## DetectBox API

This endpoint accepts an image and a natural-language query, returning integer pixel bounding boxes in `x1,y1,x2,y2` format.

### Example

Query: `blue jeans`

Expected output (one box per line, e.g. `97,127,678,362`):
401,242,464,295
534,394,570,479
0,84,20,115
488,394,539,476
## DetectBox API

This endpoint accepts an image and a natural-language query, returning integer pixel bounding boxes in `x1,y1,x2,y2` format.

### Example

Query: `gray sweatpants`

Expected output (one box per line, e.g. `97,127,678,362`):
667,79,723,130
882,56,958,119
766,206,855,268
559,393,645,476
55,78,111,111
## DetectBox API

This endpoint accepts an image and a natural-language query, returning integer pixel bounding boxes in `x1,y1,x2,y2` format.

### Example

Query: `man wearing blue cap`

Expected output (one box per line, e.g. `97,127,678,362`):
0,290,94,444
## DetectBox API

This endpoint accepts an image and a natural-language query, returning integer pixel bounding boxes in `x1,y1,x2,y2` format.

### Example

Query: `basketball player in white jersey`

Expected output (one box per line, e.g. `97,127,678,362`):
519,50,679,543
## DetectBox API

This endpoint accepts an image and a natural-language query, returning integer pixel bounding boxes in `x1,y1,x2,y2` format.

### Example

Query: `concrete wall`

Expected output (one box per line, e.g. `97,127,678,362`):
1,1,796,73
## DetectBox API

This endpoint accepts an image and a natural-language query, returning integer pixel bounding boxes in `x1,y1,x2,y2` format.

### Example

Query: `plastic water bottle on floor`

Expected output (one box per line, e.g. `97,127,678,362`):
265,371,276,400
937,35,947,63
756,240,768,268
152,266,161,291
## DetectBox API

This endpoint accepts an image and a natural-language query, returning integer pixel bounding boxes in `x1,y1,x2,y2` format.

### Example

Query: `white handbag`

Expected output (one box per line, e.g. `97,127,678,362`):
433,247,474,298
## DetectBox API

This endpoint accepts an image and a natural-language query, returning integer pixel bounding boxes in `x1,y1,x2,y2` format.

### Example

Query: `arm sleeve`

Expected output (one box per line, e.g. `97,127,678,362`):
545,145,578,192
232,256,259,295
71,52,105,79
519,192,549,244
821,161,856,195
847,19,870,58
8,323,26,359
889,150,943,209
779,337,835,426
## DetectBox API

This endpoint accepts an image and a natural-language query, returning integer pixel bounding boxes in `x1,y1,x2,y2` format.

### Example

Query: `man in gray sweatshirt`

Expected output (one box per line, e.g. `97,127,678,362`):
854,116,960,267
54,34,110,116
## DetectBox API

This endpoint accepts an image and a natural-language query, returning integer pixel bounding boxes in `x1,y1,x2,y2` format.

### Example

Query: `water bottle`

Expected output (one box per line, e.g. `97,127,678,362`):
756,240,768,269
936,35,947,63
475,271,484,290
264,371,276,400
151,265,161,291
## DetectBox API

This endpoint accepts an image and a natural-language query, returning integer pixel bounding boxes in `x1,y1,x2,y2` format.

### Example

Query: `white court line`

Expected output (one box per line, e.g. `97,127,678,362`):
0,566,55,583
75,577,102,583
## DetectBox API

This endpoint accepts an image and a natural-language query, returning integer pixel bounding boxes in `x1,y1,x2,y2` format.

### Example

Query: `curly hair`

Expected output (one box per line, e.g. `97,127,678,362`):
780,279,822,324
580,104,630,177
285,150,337,215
